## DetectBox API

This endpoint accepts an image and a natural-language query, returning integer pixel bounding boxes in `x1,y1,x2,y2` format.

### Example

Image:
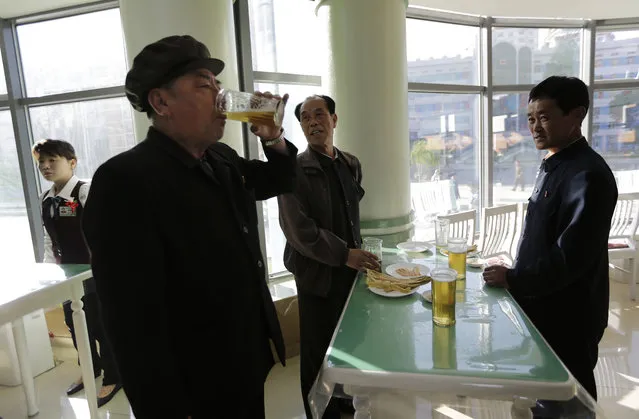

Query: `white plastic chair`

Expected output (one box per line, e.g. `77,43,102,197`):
608,192,639,301
440,209,476,246
512,202,529,258
480,204,518,262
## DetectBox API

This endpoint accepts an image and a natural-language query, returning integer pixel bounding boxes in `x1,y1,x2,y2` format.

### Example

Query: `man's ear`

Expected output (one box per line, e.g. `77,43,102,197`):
572,106,587,121
332,113,338,128
148,88,171,117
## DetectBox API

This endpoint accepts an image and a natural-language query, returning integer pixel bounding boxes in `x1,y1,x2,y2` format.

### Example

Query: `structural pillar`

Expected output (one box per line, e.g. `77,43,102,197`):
318,0,412,244
118,0,244,154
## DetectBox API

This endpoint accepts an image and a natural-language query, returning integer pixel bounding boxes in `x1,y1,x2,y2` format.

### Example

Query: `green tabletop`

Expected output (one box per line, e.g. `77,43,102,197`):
325,249,570,392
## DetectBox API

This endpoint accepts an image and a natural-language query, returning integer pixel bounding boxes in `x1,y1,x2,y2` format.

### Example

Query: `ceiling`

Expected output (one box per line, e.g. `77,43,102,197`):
0,0,638,20
410,0,639,20
0,0,93,18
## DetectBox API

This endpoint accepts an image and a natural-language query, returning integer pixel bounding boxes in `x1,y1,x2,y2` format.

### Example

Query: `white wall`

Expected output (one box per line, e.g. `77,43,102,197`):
410,0,639,19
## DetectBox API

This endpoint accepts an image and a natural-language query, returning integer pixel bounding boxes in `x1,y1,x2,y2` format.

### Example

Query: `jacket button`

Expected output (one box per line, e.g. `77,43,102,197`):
257,260,263,268
243,226,249,234
350,221,354,226
346,200,350,206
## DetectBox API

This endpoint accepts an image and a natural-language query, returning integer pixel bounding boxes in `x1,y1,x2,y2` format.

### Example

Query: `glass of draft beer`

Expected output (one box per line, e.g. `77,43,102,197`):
431,268,457,327
447,237,468,280
216,89,285,127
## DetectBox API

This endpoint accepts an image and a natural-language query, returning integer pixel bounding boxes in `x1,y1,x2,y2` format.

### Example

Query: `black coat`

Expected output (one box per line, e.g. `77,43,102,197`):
508,139,617,346
82,127,297,418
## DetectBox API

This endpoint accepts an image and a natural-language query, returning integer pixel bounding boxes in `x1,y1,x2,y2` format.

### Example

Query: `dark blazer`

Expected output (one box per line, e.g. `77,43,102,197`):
82,127,297,418
508,138,617,345
277,147,364,297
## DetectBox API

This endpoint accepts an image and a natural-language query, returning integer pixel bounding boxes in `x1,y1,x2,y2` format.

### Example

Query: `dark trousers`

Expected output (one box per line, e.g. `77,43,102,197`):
299,269,355,419
532,327,602,418
190,389,265,419
63,291,120,386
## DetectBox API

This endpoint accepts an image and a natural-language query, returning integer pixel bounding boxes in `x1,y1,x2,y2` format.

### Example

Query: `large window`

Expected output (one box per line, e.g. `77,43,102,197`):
406,19,479,85
592,89,639,192
29,98,135,181
492,28,581,85
595,30,639,81
248,0,327,75
0,111,35,263
409,93,480,222
0,54,7,95
492,93,543,206
254,82,319,275
17,9,127,96
1,6,135,262
407,19,481,241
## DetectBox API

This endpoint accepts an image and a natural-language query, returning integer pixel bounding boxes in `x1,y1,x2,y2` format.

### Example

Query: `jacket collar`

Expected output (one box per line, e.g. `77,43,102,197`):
542,137,588,173
146,126,202,169
298,146,357,172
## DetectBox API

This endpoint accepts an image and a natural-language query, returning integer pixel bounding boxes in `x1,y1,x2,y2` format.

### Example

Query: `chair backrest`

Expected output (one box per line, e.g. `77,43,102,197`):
511,201,528,258
410,180,458,219
610,192,639,239
440,209,476,245
480,204,518,259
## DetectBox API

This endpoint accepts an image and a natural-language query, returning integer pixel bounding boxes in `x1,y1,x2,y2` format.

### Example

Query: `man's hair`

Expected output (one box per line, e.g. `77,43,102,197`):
32,139,77,161
294,95,336,121
529,76,590,116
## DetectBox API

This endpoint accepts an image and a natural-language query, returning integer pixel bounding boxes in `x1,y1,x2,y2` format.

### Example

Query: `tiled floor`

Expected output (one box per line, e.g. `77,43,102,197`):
1,279,638,418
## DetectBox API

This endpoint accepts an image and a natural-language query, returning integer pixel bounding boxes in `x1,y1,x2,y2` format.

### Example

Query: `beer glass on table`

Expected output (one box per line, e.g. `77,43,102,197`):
447,237,467,280
431,268,457,327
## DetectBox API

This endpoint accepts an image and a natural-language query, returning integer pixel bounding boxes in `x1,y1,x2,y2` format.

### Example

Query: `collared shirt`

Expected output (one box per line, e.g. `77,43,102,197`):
508,137,617,336
41,175,90,263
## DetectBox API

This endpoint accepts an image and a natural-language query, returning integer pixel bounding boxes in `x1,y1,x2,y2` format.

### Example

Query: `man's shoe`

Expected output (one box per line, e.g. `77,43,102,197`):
66,371,101,396
66,380,85,396
97,383,123,408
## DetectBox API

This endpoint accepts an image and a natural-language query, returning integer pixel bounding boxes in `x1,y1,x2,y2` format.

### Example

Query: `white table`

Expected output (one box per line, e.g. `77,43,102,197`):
0,263,98,418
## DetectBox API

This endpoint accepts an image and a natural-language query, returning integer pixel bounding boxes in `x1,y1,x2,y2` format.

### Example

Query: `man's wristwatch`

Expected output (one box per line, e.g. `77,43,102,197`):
261,129,284,146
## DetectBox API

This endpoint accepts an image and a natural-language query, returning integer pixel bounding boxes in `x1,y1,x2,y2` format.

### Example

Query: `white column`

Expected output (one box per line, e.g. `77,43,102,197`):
319,0,412,243
119,0,244,154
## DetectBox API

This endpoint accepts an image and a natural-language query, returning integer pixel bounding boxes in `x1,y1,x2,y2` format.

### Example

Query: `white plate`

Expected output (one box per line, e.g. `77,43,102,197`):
467,257,484,268
386,263,430,279
368,286,416,298
397,241,431,253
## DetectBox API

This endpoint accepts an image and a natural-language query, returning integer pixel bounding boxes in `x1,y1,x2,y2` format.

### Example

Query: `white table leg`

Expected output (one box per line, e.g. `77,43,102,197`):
71,286,99,418
511,396,535,419
12,317,39,417
353,394,372,419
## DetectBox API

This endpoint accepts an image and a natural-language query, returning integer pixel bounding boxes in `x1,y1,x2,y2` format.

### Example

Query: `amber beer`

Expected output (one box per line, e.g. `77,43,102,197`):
447,237,467,280
225,110,277,126
431,268,457,327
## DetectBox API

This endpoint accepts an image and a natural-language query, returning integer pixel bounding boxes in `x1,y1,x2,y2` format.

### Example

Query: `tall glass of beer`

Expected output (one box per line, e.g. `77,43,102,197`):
447,237,468,280
431,268,457,327
216,89,285,126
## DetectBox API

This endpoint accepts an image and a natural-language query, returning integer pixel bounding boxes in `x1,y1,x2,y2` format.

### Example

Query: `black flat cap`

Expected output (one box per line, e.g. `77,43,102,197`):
125,35,225,113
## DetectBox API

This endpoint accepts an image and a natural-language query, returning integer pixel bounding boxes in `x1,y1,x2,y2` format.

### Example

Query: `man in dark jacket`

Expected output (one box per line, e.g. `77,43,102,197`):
277,95,380,418
483,76,617,417
82,35,297,419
